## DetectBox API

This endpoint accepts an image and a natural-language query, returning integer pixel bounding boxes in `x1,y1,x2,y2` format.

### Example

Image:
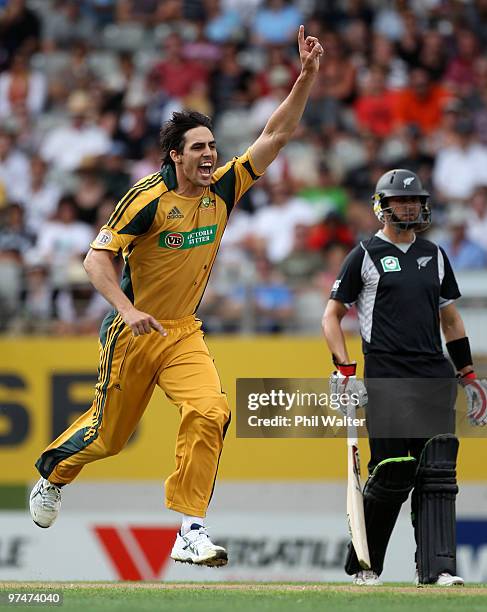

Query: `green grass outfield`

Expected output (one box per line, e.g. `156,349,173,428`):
1,583,487,612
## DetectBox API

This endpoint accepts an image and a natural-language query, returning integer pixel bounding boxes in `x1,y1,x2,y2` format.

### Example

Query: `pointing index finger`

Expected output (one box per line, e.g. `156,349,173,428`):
298,24,304,44
150,317,167,336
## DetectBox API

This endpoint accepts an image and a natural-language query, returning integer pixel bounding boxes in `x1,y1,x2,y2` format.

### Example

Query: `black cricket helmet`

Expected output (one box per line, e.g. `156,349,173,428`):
372,169,431,231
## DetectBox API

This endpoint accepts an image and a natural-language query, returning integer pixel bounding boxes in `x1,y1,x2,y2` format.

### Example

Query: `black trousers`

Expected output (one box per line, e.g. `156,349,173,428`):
364,352,456,473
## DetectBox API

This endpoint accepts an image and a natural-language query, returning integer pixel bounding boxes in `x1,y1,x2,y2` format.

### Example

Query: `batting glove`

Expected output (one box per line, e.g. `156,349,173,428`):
329,361,368,415
459,372,487,426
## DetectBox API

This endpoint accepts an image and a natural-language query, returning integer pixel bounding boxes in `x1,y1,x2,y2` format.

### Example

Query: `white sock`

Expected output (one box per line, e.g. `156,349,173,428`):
181,514,204,535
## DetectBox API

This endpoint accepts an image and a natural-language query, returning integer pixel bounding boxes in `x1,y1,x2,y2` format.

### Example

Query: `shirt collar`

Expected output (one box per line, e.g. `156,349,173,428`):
376,229,416,253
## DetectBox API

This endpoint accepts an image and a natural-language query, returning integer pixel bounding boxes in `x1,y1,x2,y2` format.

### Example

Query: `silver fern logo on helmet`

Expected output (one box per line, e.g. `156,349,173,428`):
403,177,415,187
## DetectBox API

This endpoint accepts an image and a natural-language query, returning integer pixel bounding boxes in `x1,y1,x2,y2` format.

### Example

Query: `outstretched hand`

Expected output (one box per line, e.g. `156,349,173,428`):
297,25,323,76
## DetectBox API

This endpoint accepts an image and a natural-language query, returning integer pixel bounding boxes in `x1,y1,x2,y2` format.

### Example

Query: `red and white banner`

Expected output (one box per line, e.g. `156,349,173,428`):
1,512,486,582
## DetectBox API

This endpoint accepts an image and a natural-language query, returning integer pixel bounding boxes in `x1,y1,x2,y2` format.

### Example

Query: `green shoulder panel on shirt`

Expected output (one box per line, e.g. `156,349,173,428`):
212,163,236,217
120,259,134,303
118,197,159,236
160,164,178,190
242,158,259,181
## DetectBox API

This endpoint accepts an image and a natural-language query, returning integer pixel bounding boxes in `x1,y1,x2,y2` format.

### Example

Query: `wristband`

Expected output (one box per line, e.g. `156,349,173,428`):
446,337,473,372
332,355,357,377
458,370,476,385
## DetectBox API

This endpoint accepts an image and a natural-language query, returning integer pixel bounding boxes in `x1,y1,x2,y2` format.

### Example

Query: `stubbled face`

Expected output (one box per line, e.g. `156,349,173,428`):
171,126,217,189
386,196,421,222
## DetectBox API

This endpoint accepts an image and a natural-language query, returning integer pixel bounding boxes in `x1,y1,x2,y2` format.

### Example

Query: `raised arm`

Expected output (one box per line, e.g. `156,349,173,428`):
249,25,323,174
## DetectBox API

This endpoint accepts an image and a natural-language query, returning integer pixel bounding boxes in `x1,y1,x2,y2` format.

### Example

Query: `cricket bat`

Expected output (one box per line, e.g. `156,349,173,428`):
346,402,371,569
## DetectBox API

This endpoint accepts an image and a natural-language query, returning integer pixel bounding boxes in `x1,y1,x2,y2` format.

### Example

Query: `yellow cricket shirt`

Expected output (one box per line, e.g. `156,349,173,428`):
90,149,262,320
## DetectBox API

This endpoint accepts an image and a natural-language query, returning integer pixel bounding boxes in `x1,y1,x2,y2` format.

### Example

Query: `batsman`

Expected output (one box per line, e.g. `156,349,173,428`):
323,169,487,586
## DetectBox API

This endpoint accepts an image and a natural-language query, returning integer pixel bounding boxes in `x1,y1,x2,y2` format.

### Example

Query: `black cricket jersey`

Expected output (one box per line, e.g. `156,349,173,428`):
330,231,461,356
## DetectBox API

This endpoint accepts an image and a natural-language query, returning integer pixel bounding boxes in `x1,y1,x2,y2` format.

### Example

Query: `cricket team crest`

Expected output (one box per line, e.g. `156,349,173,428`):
199,195,216,210
417,256,432,269
380,256,401,272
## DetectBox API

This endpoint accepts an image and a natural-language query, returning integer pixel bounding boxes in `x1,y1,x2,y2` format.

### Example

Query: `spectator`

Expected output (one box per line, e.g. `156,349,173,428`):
319,31,357,103
373,0,405,42
75,166,108,226
354,65,398,137
428,97,463,155
0,202,34,260
40,90,111,171
0,0,41,67
150,32,208,100
0,50,47,119
396,10,422,69
17,262,55,333
298,162,348,218
42,0,94,48
99,142,131,199
252,0,302,46
344,134,387,201
256,45,299,98
116,91,152,160
369,34,408,90
209,43,253,117
394,124,435,183
418,29,448,81
467,186,487,252
252,182,318,263
12,156,62,234
444,29,479,97
301,76,340,137
204,0,243,44
433,117,487,201
440,206,487,270
279,224,324,290
393,67,451,134
130,139,162,183
36,196,94,289
345,199,381,241
307,210,356,253
184,20,222,66
0,203,34,327
238,254,294,333
0,128,29,200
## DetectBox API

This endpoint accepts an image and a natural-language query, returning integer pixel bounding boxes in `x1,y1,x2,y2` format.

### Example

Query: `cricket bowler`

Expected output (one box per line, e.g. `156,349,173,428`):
30,27,323,567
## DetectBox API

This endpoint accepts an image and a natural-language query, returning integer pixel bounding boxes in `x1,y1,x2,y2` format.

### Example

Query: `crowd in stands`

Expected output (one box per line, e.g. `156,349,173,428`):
1,0,487,334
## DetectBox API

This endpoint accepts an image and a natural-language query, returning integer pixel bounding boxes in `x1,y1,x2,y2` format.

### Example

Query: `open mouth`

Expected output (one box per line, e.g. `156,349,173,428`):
198,162,212,178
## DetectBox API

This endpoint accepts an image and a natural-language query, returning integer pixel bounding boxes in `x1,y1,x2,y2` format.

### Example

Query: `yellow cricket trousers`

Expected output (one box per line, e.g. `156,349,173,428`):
35,313,230,516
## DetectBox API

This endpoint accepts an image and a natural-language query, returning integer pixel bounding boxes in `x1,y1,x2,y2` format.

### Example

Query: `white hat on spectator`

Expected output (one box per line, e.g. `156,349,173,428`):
447,205,470,227
124,90,148,109
67,91,91,116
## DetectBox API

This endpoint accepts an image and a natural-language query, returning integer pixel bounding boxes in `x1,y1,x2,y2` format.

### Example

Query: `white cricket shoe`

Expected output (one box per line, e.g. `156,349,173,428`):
414,569,464,586
353,570,382,586
170,524,228,567
29,478,61,528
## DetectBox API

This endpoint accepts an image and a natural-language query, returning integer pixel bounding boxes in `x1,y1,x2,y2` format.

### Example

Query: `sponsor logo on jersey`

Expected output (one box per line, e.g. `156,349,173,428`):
159,224,218,250
199,195,216,210
380,256,401,272
163,232,184,249
417,256,432,269
167,206,184,219
403,176,415,187
94,229,113,246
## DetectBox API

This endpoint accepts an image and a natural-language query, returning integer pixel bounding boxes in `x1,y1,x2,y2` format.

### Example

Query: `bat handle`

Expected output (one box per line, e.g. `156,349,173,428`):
346,402,358,446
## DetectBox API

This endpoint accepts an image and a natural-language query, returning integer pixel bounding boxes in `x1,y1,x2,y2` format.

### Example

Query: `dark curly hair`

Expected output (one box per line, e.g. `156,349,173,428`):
159,110,213,169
